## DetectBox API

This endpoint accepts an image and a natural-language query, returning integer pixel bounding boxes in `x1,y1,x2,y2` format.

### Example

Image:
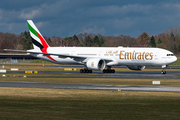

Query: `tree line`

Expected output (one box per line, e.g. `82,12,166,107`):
0,26,180,55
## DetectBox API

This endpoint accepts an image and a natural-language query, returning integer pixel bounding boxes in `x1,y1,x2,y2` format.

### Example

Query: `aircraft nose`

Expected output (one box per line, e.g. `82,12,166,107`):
173,56,177,63
175,56,177,62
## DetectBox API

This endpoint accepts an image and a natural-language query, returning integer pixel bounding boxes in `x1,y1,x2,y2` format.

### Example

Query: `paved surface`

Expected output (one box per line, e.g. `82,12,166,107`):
0,81,180,92
7,70,180,79
3,65,180,92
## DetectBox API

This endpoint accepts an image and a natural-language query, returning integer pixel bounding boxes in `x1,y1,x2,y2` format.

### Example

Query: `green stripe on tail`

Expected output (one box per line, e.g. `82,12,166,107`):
27,22,39,38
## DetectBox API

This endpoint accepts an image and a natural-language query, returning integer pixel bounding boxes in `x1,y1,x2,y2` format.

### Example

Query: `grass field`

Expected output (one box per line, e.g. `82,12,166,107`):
0,63,180,119
0,88,180,120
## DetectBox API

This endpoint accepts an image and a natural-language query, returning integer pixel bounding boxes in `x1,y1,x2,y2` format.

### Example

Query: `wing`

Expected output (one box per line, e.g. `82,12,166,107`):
4,49,113,63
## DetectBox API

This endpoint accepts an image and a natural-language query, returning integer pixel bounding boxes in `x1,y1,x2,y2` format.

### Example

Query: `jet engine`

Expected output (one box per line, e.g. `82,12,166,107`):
86,58,106,70
127,66,145,70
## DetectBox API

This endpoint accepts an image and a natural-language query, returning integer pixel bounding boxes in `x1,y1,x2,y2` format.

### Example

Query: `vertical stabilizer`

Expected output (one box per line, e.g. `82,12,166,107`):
27,20,49,50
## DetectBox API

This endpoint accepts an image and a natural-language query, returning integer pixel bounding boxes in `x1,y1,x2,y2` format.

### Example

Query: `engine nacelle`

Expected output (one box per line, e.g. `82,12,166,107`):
86,58,106,70
127,66,145,70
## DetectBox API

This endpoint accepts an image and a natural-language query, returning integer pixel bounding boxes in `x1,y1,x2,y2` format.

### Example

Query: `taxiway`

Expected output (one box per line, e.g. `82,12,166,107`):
7,70,180,79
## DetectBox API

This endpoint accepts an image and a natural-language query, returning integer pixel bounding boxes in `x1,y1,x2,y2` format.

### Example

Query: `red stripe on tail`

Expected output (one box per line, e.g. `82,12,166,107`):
37,32,57,62
37,32,49,48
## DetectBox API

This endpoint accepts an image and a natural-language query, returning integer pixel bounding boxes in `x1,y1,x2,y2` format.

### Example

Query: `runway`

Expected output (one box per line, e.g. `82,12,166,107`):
3,69,180,92
3,65,180,92
0,81,180,92
7,70,180,79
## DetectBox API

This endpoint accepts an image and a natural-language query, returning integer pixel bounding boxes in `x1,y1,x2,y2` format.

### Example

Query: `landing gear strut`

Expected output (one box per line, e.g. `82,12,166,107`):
161,65,167,74
161,69,166,74
80,69,92,73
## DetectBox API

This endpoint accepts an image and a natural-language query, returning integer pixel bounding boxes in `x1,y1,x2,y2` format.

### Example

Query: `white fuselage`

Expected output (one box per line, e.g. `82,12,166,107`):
29,46,177,67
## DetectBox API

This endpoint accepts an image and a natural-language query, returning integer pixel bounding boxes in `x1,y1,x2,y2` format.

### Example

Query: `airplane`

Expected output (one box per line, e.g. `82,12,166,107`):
4,20,177,74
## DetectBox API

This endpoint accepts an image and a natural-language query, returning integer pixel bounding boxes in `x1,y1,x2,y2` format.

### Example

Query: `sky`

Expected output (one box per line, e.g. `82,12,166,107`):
0,0,180,38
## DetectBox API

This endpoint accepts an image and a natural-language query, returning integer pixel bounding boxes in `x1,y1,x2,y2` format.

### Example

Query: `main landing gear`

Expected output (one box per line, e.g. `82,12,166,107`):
103,66,115,73
79,66,115,74
103,69,115,73
80,69,92,73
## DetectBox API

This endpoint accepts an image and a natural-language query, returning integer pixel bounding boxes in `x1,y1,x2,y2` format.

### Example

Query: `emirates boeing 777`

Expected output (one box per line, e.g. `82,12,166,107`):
4,20,177,74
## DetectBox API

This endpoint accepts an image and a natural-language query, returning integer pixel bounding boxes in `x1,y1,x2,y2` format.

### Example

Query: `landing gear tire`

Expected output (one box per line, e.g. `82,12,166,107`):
80,69,83,73
102,69,115,73
83,69,87,73
80,69,92,73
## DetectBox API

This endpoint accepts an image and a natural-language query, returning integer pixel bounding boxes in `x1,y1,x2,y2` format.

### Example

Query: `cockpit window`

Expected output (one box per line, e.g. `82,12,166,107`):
167,54,174,56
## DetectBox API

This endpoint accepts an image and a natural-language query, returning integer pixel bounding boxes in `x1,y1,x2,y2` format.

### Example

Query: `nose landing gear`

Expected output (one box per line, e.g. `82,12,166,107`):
161,69,166,74
161,65,167,74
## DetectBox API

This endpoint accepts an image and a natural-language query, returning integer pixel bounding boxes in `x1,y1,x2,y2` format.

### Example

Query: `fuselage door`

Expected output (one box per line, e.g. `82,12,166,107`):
154,52,158,60
99,51,102,56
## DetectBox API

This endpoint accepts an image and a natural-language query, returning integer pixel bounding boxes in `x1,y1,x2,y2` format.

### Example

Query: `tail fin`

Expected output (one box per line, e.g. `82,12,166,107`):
27,20,49,50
